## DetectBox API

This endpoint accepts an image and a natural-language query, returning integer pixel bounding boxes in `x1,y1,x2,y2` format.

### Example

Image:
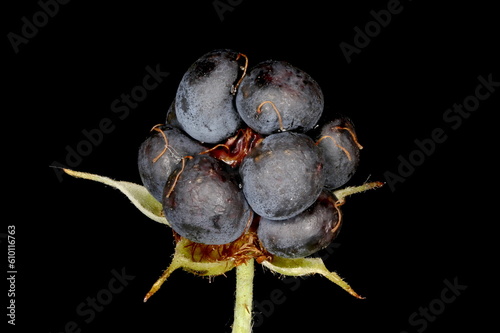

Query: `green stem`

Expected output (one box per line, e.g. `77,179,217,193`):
232,259,254,333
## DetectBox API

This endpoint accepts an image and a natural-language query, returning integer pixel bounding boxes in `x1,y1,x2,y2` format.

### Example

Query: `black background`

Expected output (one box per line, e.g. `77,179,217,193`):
5,0,498,332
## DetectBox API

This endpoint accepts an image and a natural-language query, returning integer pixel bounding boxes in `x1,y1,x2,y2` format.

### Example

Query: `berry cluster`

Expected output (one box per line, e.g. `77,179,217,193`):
138,49,362,259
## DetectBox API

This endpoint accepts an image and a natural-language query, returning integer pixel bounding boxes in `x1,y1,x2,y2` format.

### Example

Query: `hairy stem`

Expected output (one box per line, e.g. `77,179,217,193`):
232,259,255,333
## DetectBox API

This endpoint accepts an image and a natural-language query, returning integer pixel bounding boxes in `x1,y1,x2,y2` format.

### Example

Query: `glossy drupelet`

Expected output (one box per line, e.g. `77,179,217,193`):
137,125,205,203
316,117,362,190
163,155,252,245
235,60,324,135
257,191,342,258
175,49,243,144
239,132,326,220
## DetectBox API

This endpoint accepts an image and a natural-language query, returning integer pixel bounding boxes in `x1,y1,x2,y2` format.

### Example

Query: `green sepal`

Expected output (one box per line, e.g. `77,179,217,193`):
261,256,364,299
62,168,168,226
